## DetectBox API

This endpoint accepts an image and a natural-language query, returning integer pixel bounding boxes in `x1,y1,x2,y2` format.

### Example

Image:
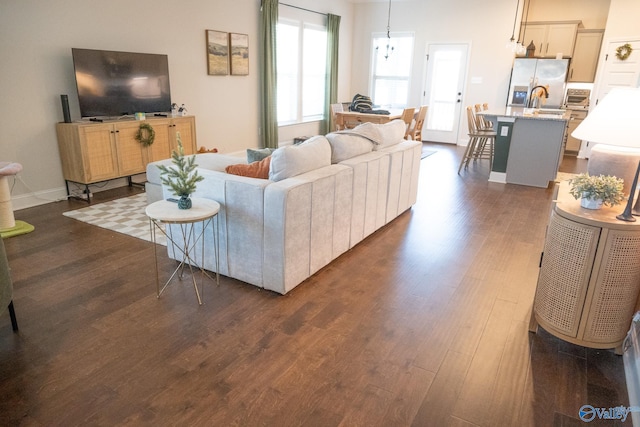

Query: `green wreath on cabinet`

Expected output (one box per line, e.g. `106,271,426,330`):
135,122,155,147
616,43,633,61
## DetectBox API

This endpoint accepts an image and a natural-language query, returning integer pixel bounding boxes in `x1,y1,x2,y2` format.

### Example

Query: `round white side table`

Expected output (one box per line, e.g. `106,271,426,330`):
530,181,640,354
145,197,220,305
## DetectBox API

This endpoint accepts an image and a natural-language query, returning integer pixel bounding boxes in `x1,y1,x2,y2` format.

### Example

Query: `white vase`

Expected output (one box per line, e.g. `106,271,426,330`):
580,196,603,210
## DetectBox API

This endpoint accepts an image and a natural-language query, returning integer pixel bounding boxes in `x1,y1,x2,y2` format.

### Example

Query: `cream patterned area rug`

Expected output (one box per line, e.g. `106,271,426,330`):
63,193,166,246
556,172,578,183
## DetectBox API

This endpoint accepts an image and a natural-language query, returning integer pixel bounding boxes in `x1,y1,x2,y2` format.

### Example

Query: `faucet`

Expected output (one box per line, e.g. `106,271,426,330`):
528,85,549,108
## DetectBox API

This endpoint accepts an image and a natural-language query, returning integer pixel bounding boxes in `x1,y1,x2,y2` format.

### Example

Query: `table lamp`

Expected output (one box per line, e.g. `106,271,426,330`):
571,87,640,222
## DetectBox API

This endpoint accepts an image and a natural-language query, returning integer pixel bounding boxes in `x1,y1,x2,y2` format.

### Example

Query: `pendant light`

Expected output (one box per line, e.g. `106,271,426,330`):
506,0,526,55
376,0,394,60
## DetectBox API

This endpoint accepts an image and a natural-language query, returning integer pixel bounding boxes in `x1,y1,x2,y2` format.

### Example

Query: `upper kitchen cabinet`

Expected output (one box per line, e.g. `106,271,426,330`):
568,30,604,82
521,21,580,58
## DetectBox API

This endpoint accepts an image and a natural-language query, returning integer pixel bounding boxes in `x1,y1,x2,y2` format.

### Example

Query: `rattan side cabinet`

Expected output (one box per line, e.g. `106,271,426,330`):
530,181,640,354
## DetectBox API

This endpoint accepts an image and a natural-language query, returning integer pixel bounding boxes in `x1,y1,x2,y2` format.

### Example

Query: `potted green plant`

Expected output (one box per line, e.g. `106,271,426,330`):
568,173,624,210
157,133,204,209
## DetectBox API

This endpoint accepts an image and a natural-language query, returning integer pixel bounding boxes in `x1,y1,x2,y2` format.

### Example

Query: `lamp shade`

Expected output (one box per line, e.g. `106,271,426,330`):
572,87,640,147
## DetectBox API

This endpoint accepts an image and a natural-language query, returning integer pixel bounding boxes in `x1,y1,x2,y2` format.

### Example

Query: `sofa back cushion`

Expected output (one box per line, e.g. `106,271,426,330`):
269,135,332,181
326,132,373,163
247,147,275,163
372,119,406,151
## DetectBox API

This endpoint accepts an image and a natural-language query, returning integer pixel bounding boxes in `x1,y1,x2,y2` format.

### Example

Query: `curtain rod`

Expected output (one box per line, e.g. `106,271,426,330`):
281,3,327,17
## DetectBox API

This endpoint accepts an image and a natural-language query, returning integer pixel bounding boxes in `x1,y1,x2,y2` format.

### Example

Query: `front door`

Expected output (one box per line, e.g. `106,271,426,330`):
421,43,469,144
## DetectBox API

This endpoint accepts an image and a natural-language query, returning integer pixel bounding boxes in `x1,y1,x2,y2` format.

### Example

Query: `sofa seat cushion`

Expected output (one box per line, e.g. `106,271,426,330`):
269,135,332,182
225,156,271,179
326,132,373,163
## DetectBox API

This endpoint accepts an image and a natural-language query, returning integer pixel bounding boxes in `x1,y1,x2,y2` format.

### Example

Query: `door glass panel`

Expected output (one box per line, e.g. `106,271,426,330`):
426,50,462,132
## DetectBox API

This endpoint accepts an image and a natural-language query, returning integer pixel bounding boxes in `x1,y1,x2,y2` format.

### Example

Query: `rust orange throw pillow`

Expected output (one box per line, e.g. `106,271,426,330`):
225,156,271,179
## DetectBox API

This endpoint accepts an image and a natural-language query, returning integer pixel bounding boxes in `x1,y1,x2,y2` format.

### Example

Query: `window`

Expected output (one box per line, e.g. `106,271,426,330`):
370,33,414,108
277,19,327,125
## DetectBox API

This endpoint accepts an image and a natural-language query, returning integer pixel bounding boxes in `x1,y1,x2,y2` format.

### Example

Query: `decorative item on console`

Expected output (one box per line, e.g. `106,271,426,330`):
568,173,624,210
135,122,155,147
170,102,187,116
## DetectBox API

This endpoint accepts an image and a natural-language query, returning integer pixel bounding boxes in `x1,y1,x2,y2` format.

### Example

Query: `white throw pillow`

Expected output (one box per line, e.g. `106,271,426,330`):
269,135,332,181
326,132,373,163
373,119,406,151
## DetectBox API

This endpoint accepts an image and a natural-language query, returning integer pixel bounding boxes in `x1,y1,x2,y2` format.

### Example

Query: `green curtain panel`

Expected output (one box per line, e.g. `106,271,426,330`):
323,13,341,135
260,0,279,149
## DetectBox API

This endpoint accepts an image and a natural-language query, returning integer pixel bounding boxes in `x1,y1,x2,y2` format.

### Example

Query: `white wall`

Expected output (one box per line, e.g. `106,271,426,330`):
0,0,354,208
602,0,640,38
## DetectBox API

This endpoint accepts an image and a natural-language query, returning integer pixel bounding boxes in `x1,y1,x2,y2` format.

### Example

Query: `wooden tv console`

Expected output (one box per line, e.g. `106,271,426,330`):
56,115,196,199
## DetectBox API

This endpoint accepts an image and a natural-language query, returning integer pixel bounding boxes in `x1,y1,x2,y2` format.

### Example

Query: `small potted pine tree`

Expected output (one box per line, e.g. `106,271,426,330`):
157,133,204,209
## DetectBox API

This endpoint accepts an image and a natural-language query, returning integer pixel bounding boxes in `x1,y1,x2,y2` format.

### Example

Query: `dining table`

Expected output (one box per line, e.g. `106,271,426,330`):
335,109,403,129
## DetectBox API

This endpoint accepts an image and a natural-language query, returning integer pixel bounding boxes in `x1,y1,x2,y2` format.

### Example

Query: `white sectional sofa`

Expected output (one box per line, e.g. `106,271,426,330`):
145,120,422,294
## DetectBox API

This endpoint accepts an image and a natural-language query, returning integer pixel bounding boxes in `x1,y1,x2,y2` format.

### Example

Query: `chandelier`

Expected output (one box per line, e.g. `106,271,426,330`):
376,0,394,60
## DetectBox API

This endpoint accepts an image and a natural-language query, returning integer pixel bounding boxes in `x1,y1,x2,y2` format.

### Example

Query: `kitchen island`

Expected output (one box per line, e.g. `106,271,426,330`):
479,107,570,188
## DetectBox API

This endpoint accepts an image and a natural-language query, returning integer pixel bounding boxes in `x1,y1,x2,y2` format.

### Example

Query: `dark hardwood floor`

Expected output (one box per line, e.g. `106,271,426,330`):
0,145,630,426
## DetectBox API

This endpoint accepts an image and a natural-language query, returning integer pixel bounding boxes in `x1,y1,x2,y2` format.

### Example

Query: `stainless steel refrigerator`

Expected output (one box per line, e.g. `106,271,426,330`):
506,58,570,109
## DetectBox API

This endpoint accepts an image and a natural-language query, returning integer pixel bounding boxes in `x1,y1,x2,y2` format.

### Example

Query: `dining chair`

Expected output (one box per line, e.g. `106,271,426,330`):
458,106,496,174
1,237,18,332
406,105,428,141
400,107,416,138
330,103,344,131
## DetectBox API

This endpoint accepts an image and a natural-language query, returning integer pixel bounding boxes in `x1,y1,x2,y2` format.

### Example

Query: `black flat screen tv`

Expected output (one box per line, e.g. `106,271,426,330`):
71,48,171,118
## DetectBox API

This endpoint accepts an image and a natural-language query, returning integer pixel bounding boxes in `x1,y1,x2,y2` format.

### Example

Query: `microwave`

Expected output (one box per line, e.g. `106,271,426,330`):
564,88,591,109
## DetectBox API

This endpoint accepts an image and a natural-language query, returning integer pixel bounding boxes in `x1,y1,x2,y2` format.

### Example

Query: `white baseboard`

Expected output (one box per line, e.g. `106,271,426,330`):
13,178,136,211
489,171,507,184
12,187,69,210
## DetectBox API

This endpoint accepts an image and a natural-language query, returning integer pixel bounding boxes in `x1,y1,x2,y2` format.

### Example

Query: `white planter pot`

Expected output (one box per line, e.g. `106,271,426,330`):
581,196,603,210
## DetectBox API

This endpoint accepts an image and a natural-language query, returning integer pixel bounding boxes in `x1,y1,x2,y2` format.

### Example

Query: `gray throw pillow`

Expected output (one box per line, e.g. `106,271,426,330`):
247,148,275,163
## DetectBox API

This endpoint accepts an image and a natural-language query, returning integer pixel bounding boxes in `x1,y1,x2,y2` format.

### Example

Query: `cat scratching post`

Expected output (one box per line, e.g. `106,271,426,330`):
0,162,22,231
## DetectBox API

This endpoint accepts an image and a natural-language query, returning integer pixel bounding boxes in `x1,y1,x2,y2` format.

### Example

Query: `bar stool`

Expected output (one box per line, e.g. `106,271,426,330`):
458,106,496,174
0,162,22,231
